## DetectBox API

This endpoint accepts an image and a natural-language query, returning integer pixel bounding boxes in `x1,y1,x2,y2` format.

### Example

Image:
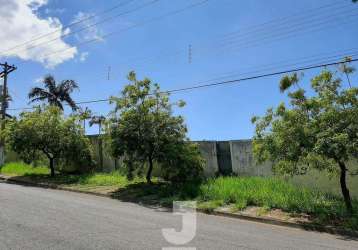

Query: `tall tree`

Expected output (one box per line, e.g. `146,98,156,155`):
89,115,106,169
252,65,358,213
28,75,79,111
78,107,92,132
5,106,93,177
108,71,203,183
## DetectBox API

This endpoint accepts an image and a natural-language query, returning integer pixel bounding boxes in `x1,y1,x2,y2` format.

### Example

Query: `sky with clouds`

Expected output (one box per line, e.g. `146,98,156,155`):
1,0,357,139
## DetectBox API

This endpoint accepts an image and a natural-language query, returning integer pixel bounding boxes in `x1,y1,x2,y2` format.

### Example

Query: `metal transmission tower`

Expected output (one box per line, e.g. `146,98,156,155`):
0,62,17,166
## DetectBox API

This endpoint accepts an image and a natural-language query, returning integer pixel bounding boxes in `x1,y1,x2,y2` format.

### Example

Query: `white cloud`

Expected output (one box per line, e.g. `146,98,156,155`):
72,11,104,42
0,0,77,68
79,52,89,62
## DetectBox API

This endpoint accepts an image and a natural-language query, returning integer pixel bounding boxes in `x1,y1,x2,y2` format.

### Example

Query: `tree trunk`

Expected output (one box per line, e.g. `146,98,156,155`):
146,155,153,184
49,157,55,177
99,137,103,170
338,161,353,213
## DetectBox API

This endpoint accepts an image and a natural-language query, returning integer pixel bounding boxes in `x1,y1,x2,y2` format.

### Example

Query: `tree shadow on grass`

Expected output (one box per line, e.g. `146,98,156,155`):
108,181,201,210
5,173,84,186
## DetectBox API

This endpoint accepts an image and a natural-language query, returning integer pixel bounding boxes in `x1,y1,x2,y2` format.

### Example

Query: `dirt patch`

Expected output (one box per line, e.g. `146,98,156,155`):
216,205,312,224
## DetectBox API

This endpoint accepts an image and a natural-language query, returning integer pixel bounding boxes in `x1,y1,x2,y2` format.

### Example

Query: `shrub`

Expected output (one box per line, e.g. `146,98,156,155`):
160,142,204,184
5,106,94,176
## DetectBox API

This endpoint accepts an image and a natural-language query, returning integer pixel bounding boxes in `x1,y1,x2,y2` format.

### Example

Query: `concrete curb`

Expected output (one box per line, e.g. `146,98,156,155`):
204,210,358,237
1,175,357,238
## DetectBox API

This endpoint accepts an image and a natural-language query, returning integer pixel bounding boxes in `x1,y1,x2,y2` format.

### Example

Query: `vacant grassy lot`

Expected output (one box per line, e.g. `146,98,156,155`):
0,162,142,189
1,162,357,230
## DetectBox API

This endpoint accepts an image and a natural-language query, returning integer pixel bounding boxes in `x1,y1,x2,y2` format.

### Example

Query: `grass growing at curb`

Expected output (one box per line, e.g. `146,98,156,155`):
1,162,357,230
199,177,342,213
0,162,142,188
198,177,358,230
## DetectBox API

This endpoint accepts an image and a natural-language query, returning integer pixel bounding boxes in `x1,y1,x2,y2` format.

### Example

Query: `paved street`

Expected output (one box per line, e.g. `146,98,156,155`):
0,182,357,250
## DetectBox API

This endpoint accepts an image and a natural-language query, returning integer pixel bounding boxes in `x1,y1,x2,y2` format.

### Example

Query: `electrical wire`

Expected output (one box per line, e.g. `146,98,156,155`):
14,0,210,67
1,0,160,57
7,57,357,111
0,0,137,55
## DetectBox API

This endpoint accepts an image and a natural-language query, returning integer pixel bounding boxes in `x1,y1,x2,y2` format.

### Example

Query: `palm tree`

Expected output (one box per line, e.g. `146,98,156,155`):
89,115,106,169
28,75,79,111
89,115,106,135
79,107,92,132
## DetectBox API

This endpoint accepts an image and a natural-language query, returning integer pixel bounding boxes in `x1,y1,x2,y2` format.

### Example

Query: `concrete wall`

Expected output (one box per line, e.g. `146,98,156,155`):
6,135,358,198
229,140,272,176
196,141,219,177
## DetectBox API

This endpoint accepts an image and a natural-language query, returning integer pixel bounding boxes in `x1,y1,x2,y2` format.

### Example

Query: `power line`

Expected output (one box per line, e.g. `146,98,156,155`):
84,47,358,82
177,49,358,87
10,0,355,70
219,1,345,40
164,58,358,94
15,0,210,66
193,8,358,63
111,5,358,70
0,0,137,55
2,0,160,57
8,57,357,111
219,2,352,41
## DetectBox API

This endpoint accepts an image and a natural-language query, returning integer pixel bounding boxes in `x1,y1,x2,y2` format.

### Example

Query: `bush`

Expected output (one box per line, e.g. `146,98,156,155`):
160,142,205,184
5,106,94,176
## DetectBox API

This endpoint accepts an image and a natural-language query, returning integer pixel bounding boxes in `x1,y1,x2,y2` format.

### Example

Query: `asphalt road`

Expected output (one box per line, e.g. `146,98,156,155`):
0,182,357,250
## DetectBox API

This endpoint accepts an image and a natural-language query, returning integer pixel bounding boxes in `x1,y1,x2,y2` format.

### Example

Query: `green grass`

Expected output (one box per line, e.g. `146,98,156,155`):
0,162,49,176
0,162,140,188
198,177,358,229
1,162,357,230
199,177,349,213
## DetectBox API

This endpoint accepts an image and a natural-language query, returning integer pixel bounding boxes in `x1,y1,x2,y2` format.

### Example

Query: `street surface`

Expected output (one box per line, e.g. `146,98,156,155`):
0,182,357,250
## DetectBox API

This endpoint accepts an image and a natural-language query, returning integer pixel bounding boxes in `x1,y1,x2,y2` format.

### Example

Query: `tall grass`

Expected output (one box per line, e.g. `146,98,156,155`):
0,162,143,187
75,172,145,187
0,162,49,176
2,162,357,229
199,177,349,216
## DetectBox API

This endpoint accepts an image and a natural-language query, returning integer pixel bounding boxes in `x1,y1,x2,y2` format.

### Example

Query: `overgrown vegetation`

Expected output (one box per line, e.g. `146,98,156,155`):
252,61,358,213
4,106,94,176
2,162,357,230
108,71,204,183
0,162,48,176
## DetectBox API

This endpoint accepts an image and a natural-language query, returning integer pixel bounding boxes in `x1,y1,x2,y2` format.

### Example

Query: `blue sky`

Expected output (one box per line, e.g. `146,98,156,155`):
1,0,358,140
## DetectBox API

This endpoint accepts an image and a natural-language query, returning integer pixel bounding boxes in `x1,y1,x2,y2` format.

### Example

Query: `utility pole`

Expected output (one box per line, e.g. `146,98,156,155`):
0,62,17,166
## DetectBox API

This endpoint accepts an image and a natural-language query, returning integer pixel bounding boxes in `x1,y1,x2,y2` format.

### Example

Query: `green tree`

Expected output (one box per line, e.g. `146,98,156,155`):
29,75,79,111
252,66,358,213
339,57,356,88
5,106,93,177
78,107,92,132
108,71,203,183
